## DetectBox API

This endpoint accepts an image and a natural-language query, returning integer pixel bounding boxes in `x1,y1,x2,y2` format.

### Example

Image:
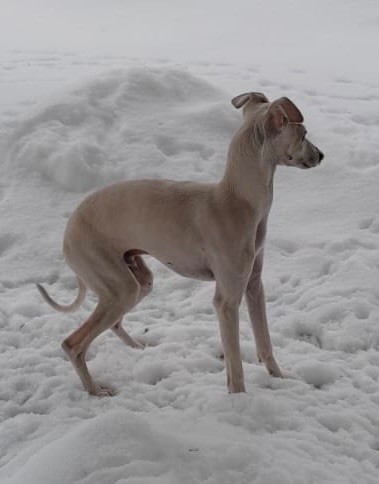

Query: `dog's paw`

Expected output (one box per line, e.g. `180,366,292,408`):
89,384,117,397
132,339,146,350
228,382,246,393
262,356,283,378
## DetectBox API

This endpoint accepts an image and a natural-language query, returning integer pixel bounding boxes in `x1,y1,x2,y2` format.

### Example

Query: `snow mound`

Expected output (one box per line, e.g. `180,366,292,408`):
294,360,339,388
2,410,196,484
6,68,230,193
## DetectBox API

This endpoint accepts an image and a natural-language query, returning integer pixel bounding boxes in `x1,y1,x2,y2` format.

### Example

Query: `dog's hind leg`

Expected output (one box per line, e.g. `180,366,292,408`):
124,255,153,301
62,247,143,396
111,255,153,349
62,301,127,396
111,321,144,349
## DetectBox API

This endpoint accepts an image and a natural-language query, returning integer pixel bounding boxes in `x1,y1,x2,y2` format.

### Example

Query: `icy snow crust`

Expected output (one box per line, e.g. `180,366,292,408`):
1,2,379,483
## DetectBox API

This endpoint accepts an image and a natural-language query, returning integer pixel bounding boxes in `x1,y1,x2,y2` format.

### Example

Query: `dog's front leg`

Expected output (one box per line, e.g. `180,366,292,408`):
213,285,245,393
212,251,254,394
245,252,282,377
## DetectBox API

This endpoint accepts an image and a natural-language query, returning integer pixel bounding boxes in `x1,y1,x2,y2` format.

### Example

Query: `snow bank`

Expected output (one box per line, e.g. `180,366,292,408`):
6,68,229,192
3,401,379,484
2,410,199,484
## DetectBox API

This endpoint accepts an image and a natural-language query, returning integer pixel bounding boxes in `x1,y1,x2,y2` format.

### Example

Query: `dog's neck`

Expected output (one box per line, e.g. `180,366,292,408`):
218,125,275,208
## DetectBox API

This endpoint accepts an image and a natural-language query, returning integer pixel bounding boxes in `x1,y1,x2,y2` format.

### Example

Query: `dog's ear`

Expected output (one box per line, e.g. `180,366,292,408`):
273,97,303,123
231,92,269,109
264,104,289,136
264,97,304,136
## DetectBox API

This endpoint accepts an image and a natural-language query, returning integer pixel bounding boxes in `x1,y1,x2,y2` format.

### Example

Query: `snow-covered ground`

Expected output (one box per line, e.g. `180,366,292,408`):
1,1,379,483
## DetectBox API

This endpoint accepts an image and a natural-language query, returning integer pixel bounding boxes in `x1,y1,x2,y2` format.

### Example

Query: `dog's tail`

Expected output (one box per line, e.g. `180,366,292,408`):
36,277,86,313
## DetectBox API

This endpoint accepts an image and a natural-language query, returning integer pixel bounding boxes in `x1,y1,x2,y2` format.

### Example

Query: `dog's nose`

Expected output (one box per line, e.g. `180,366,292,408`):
318,150,324,162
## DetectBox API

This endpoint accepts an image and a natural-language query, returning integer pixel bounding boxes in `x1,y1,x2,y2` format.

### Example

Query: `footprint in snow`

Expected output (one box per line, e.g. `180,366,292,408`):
351,114,379,126
318,259,333,277
359,217,374,230
303,89,319,97
334,77,353,85
352,301,370,320
327,237,376,255
359,217,379,233
246,65,260,73
291,68,306,74
258,78,274,87
273,238,299,256
0,233,20,257
330,125,355,135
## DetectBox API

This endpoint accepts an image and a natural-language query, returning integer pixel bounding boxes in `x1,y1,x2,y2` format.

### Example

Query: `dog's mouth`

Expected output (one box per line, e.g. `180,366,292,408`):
295,159,319,169
284,158,319,169
285,159,311,169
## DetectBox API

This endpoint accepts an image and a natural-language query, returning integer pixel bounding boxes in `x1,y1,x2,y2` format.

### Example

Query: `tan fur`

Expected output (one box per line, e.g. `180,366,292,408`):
37,92,323,396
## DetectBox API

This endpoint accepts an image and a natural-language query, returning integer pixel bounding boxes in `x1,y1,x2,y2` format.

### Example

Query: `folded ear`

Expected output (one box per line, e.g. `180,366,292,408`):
273,97,303,123
264,104,289,136
231,92,269,109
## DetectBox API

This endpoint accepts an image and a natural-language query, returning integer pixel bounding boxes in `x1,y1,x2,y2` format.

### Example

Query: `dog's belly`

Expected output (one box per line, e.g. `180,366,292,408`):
163,260,214,281
124,249,214,281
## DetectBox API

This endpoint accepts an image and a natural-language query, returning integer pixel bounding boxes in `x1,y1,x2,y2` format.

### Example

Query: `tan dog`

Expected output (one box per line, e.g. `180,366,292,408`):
37,92,324,396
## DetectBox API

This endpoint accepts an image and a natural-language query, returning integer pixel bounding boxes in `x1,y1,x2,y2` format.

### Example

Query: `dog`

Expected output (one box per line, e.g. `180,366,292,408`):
37,91,324,396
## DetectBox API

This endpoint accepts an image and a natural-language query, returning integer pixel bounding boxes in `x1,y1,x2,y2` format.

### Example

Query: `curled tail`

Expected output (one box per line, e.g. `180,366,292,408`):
36,277,86,313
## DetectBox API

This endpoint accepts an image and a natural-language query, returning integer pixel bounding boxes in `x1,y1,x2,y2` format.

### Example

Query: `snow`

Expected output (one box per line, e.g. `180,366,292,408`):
1,0,379,483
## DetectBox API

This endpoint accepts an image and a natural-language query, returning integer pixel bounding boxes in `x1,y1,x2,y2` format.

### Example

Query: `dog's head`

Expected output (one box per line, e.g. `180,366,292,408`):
231,92,324,169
